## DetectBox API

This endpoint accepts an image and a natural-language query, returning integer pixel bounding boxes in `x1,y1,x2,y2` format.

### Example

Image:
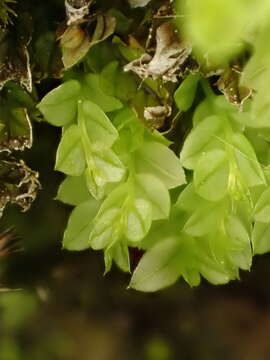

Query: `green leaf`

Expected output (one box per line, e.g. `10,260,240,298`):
192,96,213,127
135,141,186,189
180,0,247,64
56,175,91,206
38,80,80,126
174,73,200,111
252,221,270,255
175,183,202,212
129,237,183,292
254,187,270,223
230,133,265,187
0,83,34,151
183,199,226,237
55,124,86,176
180,115,224,169
81,74,122,113
112,242,130,272
135,173,170,220
112,107,145,153
63,199,100,250
225,215,252,270
78,100,125,198
194,148,229,201
79,100,119,147
90,182,153,247
100,61,137,102
125,197,152,243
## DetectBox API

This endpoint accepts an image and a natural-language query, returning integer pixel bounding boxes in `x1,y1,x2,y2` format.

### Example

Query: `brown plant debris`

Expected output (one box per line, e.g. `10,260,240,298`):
60,13,116,69
124,21,192,82
144,104,172,130
65,0,93,26
0,13,32,92
217,66,252,109
0,156,40,217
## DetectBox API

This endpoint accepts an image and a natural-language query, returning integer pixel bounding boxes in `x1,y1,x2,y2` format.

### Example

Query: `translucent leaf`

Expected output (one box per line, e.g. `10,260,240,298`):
112,242,130,272
230,133,265,187
56,175,91,206
55,124,86,176
135,173,170,220
199,261,230,285
125,198,152,242
38,80,80,126
100,61,137,102
78,101,125,198
91,208,120,250
84,148,125,199
174,73,200,111
135,141,186,189
254,187,270,223
175,183,202,212
192,96,213,127
112,107,145,153
81,74,122,113
180,115,224,169
225,215,252,270
183,200,226,237
79,100,119,147
63,199,100,250
90,184,151,248
129,237,183,292
252,221,270,255
194,148,229,201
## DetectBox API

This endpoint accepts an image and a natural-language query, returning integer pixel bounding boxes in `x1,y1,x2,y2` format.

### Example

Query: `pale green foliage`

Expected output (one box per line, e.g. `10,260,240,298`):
37,2,270,292
39,62,186,277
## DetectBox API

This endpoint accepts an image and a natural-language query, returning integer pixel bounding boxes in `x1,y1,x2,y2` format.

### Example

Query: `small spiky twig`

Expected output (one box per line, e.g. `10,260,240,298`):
0,227,22,292
0,227,22,256
0,0,17,27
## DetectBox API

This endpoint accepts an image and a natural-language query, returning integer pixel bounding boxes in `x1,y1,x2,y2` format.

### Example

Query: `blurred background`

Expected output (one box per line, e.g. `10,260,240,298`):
1,123,270,360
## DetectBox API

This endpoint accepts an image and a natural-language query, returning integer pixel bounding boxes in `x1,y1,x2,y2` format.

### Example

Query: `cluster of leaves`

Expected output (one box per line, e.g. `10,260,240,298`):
38,59,186,273
3,0,270,292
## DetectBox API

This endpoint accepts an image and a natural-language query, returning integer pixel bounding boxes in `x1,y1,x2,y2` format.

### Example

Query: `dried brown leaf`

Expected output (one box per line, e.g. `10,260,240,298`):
217,66,252,109
0,156,40,217
60,13,116,69
124,22,192,82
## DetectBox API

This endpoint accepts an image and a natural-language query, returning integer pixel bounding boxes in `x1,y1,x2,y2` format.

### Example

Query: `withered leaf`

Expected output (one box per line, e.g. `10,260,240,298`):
60,13,116,69
0,155,40,217
0,82,33,152
0,12,32,92
33,31,64,81
144,104,171,130
124,22,192,82
217,66,252,108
